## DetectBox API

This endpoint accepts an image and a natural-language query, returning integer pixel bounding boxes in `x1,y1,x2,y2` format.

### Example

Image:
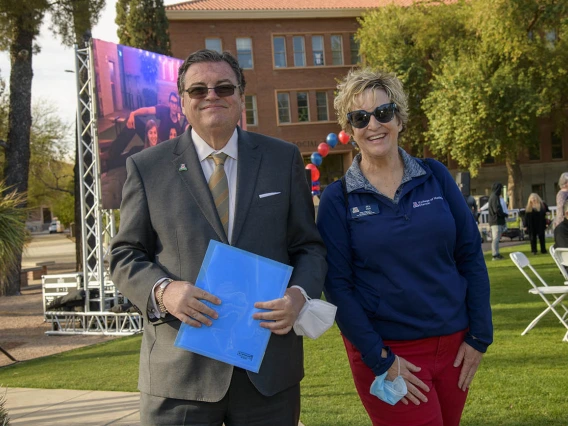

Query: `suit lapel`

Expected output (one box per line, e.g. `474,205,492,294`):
171,130,229,244
231,128,261,245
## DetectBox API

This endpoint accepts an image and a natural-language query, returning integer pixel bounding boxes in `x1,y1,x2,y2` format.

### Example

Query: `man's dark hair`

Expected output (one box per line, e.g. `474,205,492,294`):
169,91,179,102
177,49,246,97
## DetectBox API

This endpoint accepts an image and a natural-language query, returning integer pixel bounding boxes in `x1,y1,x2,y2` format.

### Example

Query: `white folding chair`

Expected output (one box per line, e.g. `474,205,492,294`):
549,245,568,283
509,252,568,342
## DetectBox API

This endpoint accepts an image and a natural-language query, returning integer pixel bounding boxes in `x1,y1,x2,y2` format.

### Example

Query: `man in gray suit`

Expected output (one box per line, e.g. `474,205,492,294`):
110,49,327,425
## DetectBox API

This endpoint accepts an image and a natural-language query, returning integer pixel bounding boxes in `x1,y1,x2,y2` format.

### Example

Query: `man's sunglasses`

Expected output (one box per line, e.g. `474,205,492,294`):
184,84,239,99
347,102,398,129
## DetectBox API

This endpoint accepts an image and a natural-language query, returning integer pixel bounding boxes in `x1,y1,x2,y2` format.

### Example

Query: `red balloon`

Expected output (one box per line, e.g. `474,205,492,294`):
318,142,330,157
338,130,350,145
305,164,320,182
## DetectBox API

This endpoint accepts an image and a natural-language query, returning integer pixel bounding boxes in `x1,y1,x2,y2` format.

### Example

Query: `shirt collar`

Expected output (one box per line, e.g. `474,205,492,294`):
344,147,426,194
192,128,239,162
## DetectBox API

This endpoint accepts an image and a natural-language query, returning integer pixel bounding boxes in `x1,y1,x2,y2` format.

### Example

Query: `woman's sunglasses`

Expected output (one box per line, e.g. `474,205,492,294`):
184,84,239,99
347,102,398,129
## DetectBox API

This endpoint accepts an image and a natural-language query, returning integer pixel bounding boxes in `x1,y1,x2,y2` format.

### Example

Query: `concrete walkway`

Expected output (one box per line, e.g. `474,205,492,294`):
5,388,140,425
4,387,306,425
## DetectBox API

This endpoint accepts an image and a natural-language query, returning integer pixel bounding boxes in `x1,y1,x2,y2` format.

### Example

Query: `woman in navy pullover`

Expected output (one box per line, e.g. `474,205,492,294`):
317,68,493,426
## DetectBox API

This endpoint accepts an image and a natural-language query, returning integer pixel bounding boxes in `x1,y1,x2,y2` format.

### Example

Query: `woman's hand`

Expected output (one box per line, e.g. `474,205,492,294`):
453,342,483,391
386,356,430,405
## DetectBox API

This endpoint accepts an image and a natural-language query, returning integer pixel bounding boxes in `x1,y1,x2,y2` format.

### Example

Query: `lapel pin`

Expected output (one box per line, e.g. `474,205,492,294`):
179,164,187,172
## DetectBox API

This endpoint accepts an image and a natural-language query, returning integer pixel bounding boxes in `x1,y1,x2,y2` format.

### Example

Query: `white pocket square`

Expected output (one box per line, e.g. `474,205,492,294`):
259,192,281,199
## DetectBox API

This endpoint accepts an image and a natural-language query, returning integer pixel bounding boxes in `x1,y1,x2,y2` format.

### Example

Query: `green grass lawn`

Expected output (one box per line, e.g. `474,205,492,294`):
1,240,567,425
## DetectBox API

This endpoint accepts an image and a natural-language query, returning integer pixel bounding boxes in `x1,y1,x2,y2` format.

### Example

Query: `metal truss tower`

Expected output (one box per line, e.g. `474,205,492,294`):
42,41,141,336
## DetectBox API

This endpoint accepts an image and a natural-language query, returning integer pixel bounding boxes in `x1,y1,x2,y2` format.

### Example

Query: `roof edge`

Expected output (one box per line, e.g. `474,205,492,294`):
166,8,371,20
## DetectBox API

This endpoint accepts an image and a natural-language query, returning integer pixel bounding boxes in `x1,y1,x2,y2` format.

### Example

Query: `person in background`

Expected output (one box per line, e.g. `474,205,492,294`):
144,120,159,149
488,183,508,260
555,172,568,227
554,202,568,248
524,193,549,255
127,91,184,143
169,127,178,140
317,68,492,426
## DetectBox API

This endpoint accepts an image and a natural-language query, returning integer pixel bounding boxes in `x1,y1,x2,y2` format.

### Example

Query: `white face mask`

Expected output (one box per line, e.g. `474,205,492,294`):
291,286,337,340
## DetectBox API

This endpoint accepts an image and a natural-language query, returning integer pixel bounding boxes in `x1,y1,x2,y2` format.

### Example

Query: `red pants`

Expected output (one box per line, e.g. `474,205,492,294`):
343,330,468,426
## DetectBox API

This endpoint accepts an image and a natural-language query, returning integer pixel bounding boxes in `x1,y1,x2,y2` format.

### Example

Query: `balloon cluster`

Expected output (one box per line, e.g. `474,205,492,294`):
307,130,350,196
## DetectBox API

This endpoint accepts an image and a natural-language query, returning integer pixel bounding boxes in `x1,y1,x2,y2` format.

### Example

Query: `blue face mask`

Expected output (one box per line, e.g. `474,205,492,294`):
370,355,408,406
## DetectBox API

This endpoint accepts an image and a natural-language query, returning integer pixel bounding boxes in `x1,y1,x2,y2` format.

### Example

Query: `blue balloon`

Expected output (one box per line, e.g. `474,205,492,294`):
326,133,338,148
310,152,323,166
311,190,321,196
312,180,320,186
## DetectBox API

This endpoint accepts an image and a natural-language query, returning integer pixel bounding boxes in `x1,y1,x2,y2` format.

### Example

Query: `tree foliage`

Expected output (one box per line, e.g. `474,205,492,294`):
49,0,106,46
116,0,172,55
357,0,471,155
358,0,568,208
0,180,27,296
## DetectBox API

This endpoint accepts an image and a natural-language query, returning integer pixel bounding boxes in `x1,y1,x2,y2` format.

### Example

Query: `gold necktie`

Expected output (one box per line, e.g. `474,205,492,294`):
208,153,229,237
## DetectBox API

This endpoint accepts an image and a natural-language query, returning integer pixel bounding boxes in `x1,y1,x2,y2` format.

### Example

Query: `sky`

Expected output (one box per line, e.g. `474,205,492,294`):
0,0,179,146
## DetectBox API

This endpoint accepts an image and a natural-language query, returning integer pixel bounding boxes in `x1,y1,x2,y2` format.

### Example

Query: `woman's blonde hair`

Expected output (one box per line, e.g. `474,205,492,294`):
334,68,409,135
526,193,543,212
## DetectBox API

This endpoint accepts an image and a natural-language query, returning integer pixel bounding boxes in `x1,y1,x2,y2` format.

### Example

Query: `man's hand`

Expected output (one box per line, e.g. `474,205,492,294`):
160,281,221,327
126,113,135,129
385,356,430,406
252,287,306,335
453,342,483,391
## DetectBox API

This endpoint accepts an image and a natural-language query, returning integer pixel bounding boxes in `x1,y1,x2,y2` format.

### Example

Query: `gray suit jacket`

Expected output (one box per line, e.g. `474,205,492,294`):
110,127,327,402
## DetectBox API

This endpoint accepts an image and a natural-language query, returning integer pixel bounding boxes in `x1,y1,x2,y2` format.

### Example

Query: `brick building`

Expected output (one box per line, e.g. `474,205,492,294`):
165,0,386,186
166,0,568,205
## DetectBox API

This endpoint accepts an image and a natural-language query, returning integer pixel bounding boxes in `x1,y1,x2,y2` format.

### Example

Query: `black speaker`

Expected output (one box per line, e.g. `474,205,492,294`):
456,172,470,196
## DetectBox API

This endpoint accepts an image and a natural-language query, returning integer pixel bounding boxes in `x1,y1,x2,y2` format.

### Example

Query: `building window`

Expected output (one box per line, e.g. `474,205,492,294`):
312,35,324,66
293,36,306,67
297,92,309,122
316,91,328,121
245,95,257,126
528,140,541,160
331,35,343,65
350,34,360,65
552,132,563,159
236,37,253,69
277,93,290,124
205,38,222,53
273,36,286,68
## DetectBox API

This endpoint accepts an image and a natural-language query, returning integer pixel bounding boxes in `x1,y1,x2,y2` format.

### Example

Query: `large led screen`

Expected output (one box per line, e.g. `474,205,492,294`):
92,39,185,209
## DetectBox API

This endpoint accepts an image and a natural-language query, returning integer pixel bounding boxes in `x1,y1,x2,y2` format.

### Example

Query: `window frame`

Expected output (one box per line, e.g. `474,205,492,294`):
293,36,306,67
315,91,328,121
331,35,343,65
277,92,291,124
349,33,360,65
551,132,563,160
297,92,310,122
205,38,222,53
236,37,254,69
273,36,287,68
245,95,258,126
312,35,325,66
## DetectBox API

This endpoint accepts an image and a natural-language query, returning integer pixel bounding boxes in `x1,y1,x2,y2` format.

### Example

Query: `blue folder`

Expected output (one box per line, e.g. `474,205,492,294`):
174,240,293,372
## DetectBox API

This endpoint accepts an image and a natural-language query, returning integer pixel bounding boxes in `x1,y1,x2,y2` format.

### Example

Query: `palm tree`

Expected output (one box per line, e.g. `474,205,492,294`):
0,180,27,296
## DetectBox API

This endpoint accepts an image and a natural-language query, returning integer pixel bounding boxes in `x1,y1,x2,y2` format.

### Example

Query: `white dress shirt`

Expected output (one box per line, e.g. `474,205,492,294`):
192,127,238,244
